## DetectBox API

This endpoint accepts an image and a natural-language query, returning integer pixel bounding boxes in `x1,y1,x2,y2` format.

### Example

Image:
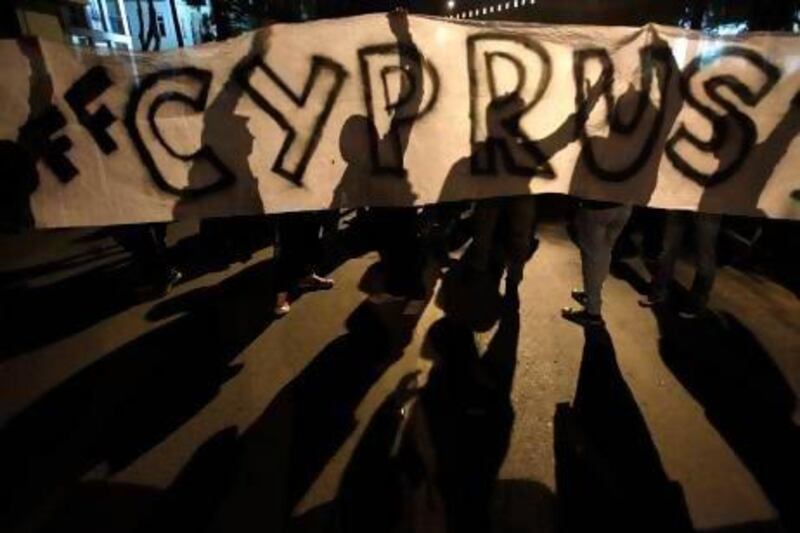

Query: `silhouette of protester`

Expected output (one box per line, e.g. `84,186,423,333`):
272,211,334,316
1,39,58,230
641,94,800,319
562,85,641,328
698,90,800,217
440,85,603,305
419,305,520,533
0,139,38,230
333,9,426,304
569,31,682,207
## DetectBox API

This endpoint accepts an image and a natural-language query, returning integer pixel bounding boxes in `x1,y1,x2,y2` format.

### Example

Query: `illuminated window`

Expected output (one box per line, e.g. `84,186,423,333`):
514,0,519,7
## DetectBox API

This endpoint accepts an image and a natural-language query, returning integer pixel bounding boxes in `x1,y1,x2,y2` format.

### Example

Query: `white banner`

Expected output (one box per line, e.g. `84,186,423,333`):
1,14,799,228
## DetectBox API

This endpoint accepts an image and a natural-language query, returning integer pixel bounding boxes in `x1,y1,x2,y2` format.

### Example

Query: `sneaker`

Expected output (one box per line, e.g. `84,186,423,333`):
154,267,183,297
167,267,183,286
571,289,588,307
561,307,605,327
274,292,291,317
297,273,335,291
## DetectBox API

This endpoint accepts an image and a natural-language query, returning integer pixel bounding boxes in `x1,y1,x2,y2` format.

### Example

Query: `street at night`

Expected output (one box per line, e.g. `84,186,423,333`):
1,216,797,532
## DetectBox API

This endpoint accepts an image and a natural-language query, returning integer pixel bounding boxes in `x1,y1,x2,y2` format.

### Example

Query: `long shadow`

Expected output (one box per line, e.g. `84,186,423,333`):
34,427,241,533
0,254,142,359
615,265,800,531
203,279,436,533
418,306,521,533
0,221,276,360
297,367,554,533
651,305,800,532
284,251,517,533
102,257,441,533
0,258,280,528
554,326,692,533
297,296,521,533
0,245,126,289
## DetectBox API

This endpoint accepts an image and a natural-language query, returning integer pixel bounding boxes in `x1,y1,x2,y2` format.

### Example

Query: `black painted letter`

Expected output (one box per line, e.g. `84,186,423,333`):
666,47,780,187
466,33,553,176
125,67,235,197
19,106,77,182
65,65,118,154
234,54,347,185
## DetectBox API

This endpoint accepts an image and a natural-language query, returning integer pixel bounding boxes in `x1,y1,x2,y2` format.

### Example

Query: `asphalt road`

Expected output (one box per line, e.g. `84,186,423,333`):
0,220,798,533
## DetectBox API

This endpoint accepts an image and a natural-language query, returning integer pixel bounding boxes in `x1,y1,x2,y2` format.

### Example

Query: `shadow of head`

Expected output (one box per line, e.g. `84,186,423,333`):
340,115,376,165
610,83,649,128
435,264,502,333
421,317,480,365
491,479,557,533
486,94,526,140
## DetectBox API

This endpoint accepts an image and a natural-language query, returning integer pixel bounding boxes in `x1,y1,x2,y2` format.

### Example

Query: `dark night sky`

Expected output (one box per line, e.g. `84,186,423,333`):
314,0,797,29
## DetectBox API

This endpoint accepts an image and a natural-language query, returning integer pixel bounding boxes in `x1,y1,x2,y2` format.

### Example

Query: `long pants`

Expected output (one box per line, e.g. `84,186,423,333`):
470,196,536,286
372,207,425,297
577,204,632,315
275,211,326,292
114,223,170,284
651,211,721,306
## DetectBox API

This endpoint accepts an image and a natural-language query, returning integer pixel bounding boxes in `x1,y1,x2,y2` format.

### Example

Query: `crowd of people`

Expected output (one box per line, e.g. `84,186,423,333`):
166,196,723,329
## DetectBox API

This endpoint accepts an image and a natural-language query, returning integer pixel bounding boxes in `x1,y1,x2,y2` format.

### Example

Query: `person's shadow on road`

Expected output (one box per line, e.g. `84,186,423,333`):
554,325,692,533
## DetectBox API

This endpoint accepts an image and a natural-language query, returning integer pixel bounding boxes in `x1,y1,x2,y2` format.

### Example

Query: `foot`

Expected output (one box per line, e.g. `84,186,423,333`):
561,307,604,327
155,267,183,297
167,267,183,286
571,289,588,307
638,294,666,308
273,292,291,316
297,273,335,291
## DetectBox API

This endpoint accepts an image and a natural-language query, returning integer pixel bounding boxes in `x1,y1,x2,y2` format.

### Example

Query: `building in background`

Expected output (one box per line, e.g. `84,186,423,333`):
124,0,213,51
11,0,214,51
442,0,798,31
14,0,133,48
8,1,798,48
